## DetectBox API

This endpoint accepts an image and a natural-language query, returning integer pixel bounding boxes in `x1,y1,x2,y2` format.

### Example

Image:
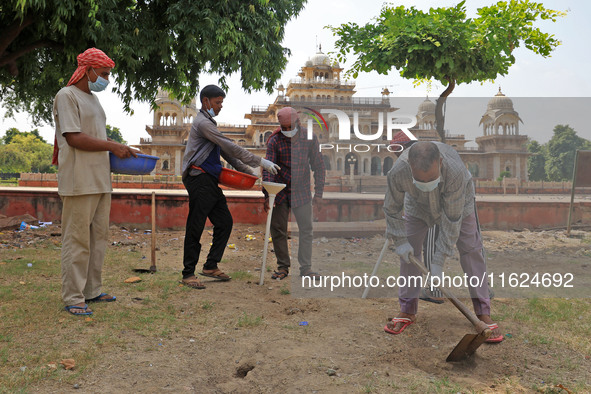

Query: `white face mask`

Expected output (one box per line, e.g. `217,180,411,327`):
87,69,109,92
205,98,217,117
413,176,440,192
413,163,441,192
281,125,299,138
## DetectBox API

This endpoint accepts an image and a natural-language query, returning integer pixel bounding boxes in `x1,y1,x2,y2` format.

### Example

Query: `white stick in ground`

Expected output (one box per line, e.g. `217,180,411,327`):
362,238,390,298
259,181,286,286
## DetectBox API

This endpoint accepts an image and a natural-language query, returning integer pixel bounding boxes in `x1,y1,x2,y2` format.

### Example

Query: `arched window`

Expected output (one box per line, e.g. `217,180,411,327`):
371,157,381,175
162,160,169,170
383,157,393,175
322,155,331,171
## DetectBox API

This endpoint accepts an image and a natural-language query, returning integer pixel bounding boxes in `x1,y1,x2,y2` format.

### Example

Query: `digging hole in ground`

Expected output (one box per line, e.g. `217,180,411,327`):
235,363,255,378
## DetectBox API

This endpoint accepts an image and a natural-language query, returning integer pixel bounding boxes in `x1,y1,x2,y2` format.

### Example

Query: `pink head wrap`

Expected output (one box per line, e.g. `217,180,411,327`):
66,47,115,86
277,107,299,127
390,131,412,146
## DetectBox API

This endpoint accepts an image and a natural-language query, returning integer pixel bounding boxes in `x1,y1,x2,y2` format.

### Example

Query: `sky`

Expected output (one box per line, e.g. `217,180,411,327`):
1,0,590,146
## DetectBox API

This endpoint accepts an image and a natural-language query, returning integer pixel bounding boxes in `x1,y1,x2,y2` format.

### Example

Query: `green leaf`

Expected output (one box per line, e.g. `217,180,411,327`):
329,0,565,142
1,0,307,124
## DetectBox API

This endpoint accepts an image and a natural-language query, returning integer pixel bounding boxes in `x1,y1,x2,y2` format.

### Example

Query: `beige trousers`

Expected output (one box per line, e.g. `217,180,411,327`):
60,193,111,306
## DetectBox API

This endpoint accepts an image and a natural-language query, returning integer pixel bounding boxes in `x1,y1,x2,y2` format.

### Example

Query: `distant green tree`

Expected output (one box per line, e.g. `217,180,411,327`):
0,131,55,173
1,127,45,144
8,134,55,173
106,125,126,144
527,139,547,181
0,144,31,173
545,125,591,181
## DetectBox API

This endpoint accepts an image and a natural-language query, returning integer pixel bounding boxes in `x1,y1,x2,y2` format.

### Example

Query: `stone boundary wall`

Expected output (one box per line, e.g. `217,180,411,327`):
1,188,590,231
17,173,591,195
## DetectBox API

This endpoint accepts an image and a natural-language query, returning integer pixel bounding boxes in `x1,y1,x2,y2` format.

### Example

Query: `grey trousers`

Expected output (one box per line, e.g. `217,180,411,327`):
270,201,313,274
399,213,490,316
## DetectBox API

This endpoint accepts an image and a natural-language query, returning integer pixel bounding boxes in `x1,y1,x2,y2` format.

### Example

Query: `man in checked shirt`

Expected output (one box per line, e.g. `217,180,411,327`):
383,141,503,343
263,107,326,280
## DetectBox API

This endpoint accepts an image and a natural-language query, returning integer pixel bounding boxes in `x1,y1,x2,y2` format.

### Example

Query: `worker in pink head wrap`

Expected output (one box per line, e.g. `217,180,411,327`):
53,48,138,316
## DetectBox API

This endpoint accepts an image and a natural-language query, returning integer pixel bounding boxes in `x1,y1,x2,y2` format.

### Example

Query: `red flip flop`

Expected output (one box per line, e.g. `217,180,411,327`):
485,323,504,343
384,317,415,335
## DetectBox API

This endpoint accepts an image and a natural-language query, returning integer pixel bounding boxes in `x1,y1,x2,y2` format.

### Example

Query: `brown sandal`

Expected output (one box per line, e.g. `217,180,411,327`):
181,276,206,289
200,269,231,281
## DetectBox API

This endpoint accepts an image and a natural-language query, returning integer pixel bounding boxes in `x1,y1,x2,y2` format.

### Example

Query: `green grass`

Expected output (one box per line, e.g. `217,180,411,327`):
230,269,255,281
0,238,211,392
237,312,263,328
430,376,467,393
495,297,591,355
0,179,19,186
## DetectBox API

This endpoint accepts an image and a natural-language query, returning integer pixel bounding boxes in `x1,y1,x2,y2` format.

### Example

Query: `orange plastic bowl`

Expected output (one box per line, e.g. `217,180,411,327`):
218,168,258,190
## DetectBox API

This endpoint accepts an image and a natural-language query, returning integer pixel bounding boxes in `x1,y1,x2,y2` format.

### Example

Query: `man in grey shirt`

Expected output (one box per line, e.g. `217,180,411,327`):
180,85,279,289
383,141,503,343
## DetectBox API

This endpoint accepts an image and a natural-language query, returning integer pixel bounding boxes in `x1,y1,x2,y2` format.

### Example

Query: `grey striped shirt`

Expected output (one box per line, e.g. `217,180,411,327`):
384,142,475,257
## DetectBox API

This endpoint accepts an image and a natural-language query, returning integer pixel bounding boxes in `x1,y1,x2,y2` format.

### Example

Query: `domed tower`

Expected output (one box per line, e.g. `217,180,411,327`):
479,87,522,136
134,89,197,175
416,96,436,130
475,88,529,180
284,45,354,103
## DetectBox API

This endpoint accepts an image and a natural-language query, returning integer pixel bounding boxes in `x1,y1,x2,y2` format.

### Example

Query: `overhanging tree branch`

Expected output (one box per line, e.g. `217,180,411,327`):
0,14,34,55
0,40,64,75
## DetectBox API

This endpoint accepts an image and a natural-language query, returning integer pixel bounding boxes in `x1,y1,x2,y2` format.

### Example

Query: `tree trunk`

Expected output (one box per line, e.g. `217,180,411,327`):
435,78,456,143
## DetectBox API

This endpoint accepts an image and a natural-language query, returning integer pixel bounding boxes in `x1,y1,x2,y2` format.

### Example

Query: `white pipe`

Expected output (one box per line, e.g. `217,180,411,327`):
259,194,276,286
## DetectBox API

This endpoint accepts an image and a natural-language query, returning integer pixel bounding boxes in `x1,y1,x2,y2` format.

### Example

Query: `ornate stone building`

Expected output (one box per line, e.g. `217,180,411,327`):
470,88,529,180
244,47,398,177
405,90,529,180
135,50,529,181
135,89,196,175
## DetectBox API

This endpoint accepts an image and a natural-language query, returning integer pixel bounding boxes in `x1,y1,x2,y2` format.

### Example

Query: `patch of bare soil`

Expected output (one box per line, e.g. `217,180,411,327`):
25,225,591,393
